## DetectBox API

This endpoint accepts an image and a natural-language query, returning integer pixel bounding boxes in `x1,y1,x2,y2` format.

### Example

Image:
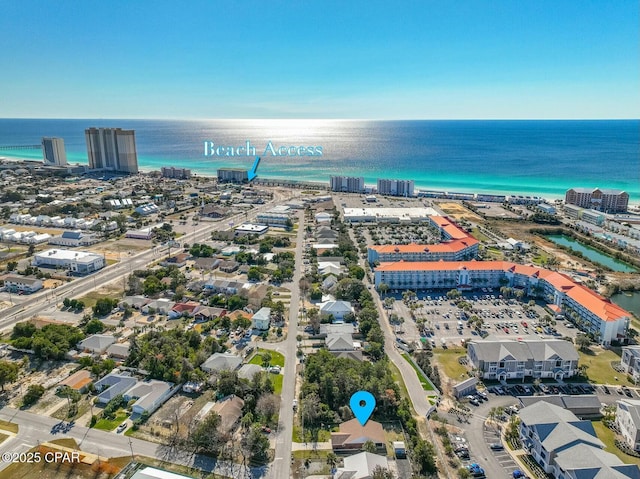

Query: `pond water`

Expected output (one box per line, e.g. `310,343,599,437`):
545,234,637,273
611,291,640,317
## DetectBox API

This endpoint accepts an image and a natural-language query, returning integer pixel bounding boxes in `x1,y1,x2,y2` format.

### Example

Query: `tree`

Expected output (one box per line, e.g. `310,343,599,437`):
261,352,272,368
243,425,270,464
371,466,395,479
22,384,45,406
93,297,116,316
0,360,20,391
6,261,18,272
247,267,262,281
575,333,592,352
378,283,389,296
85,319,105,334
256,393,279,423
326,452,339,470
362,440,377,453
413,439,437,475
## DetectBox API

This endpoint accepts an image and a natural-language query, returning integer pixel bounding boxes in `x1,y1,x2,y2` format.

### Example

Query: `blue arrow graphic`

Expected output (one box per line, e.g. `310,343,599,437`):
248,156,261,181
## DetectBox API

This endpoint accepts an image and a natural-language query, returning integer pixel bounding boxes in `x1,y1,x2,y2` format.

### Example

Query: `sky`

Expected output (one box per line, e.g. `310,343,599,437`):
1,0,638,119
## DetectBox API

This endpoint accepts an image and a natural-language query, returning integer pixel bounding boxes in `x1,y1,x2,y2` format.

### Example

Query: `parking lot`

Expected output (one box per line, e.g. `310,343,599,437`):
385,290,579,350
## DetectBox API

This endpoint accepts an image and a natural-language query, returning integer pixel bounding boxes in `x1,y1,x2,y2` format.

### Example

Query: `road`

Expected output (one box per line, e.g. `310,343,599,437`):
0,198,286,333
267,210,305,479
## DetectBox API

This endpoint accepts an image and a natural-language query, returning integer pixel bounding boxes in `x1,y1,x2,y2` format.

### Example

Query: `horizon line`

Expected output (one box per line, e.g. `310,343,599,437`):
0,117,639,122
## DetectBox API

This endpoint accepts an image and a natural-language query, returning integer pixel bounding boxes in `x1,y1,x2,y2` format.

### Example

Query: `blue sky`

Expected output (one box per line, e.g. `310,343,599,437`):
1,0,638,119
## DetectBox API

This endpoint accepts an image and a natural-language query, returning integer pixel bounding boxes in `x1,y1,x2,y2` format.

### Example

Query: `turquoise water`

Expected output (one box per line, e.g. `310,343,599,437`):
611,291,640,317
545,234,637,273
1,119,638,200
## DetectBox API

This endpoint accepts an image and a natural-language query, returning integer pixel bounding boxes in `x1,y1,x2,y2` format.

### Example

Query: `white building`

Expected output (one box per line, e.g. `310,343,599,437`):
616,399,640,452
319,300,354,321
335,452,389,479
330,175,364,193
1,275,43,294
42,137,67,166
33,249,105,275
377,178,414,197
252,307,271,330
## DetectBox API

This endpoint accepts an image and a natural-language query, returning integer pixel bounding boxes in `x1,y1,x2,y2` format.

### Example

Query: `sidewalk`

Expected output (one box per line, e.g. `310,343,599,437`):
291,441,332,451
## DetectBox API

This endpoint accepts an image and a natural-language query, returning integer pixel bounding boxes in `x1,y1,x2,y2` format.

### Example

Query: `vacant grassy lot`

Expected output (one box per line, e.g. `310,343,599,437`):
78,284,124,309
250,348,285,367
433,347,468,381
94,412,128,431
579,347,633,387
592,421,640,466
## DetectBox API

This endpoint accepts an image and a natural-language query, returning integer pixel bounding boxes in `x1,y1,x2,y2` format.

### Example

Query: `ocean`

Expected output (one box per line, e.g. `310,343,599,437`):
0,119,638,200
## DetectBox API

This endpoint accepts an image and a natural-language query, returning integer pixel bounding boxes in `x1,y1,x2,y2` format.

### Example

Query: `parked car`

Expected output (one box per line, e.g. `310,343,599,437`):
117,423,127,433
489,443,504,450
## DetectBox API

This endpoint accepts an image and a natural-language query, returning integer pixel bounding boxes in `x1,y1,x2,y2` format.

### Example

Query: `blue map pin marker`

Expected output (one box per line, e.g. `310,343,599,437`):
350,391,375,426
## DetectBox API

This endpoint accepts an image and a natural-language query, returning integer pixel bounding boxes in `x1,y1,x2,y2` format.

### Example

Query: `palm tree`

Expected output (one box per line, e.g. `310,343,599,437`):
326,452,339,470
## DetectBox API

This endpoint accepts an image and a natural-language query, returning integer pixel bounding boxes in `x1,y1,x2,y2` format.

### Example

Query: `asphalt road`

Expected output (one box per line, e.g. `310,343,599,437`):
267,210,305,479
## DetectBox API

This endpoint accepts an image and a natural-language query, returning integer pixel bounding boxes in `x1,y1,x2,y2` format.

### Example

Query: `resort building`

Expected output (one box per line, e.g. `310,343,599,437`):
621,346,640,383
376,178,414,197
217,168,248,183
41,137,67,166
343,207,438,223
368,216,478,263
565,187,629,213
467,339,579,381
85,127,138,174
33,248,105,275
519,401,640,479
161,166,191,179
330,175,364,193
616,399,640,452
373,261,630,345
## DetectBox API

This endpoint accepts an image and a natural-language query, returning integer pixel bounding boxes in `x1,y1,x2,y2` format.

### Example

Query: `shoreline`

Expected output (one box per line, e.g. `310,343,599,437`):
1,153,638,207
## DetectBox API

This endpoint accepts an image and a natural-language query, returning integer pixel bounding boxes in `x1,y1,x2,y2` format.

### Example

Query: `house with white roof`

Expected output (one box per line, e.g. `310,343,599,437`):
200,353,242,373
335,452,389,479
251,307,271,330
124,380,174,415
77,334,117,355
319,300,354,321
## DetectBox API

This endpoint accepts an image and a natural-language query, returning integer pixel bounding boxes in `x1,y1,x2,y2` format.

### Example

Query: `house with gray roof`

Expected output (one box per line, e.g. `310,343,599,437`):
119,295,150,309
251,307,271,331
237,363,263,380
319,300,354,321
519,402,640,479
617,399,640,453
326,333,355,352
142,299,175,315
201,353,242,373
467,339,579,381
518,395,602,419
77,334,116,355
106,342,131,360
94,372,138,404
321,274,338,292
335,452,389,479
125,380,174,416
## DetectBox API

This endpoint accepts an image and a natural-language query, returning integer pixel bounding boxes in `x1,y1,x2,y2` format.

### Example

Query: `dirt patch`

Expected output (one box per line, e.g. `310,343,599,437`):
436,202,483,223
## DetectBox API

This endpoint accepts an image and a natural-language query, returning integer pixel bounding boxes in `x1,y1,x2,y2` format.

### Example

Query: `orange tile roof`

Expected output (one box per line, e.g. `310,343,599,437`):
370,238,478,254
429,215,469,240
375,260,630,322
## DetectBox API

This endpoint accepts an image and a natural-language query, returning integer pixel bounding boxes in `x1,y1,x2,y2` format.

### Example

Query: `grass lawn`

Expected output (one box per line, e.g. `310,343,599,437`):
592,421,640,466
292,425,332,443
78,288,123,309
250,348,285,367
49,438,79,448
579,347,633,387
433,347,468,381
272,373,283,394
0,419,19,434
93,412,128,431
0,432,9,444
401,353,434,391
388,361,415,414
471,227,491,243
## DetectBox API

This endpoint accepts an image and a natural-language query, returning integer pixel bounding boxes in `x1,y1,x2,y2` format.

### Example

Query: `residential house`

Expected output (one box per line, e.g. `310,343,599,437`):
142,299,175,315
319,300,354,321
616,399,640,452
331,418,385,451
119,295,150,310
201,205,228,218
237,364,263,380
219,260,239,273
193,257,221,270
77,334,117,355
200,353,242,373
94,373,138,404
212,395,245,434
57,370,92,393
1,275,43,294
106,342,131,360
315,212,332,224
252,307,271,330
160,253,189,268
326,333,355,352
467,339,579,381
321,274,338,292
124,380,174,415
318,262,343,276
317,323,357,339
335,452,389,479
194,306,226,322
169,301,200,319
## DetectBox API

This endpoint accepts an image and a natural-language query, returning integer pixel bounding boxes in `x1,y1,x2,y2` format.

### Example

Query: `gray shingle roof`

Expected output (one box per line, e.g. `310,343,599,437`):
469,339,578,363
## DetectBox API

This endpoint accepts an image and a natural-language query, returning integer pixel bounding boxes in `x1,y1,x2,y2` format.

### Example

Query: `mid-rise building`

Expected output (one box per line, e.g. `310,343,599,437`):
467,339,579,381
519,401,639,479
616,399,640,452
330,175,364,193
41,137,67,166
161,166,191,179
1,275,43,294
373,260,630,345
565,188,629,213
217,168,248,183
377,178,414,197
85,127,138,174
621,346,640,383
